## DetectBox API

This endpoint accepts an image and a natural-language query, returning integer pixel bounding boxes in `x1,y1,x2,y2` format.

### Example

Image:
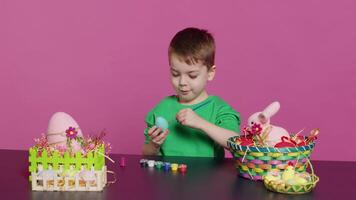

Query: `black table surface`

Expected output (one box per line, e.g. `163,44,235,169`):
1,149,355,200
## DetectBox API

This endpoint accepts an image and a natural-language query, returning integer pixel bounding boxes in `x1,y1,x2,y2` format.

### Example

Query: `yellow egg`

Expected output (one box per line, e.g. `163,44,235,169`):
294,176,308,185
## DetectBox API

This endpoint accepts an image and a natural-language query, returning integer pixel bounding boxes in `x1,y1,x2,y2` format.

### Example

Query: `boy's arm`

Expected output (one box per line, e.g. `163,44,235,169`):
197,120,237,149
176,108,239,149
142,109,160,155
142,128,168,155
142,109,170,155
142,141,160,155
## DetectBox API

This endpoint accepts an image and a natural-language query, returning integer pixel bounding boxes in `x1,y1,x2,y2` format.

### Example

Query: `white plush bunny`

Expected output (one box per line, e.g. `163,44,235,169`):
247,101,290,146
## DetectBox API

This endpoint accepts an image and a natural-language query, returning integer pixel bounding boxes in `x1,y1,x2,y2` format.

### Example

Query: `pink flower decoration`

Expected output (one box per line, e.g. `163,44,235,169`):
250,123,262,135
65,127,78,139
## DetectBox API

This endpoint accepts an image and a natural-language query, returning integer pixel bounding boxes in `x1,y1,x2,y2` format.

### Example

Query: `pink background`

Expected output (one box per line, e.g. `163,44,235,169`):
1,0,355,161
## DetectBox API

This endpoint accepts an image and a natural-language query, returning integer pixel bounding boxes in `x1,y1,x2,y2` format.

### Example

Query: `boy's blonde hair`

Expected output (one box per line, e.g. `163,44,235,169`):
168,27,215,69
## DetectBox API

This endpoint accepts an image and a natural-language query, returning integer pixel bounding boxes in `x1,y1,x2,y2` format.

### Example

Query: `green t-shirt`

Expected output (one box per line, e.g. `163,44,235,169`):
144,95,240,158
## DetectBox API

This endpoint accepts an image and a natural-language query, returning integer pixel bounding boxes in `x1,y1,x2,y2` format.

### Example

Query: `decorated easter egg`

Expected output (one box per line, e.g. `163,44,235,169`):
46,112,83,152
155,116,169,131
264,169,281,181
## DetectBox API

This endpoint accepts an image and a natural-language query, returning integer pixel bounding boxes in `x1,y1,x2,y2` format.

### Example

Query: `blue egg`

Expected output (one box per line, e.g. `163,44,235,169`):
155,116,169,131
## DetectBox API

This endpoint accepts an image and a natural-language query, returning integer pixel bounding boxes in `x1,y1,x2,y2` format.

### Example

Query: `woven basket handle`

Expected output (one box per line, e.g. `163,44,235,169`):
304,157,319,184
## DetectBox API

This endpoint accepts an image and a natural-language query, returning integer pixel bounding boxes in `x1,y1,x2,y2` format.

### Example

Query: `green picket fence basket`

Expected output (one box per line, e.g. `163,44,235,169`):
227,136,315,181
28,145,106,181
28,145,108,191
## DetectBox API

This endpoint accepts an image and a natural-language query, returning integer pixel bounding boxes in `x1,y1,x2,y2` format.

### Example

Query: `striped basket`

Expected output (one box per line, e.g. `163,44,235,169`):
227,136,315,180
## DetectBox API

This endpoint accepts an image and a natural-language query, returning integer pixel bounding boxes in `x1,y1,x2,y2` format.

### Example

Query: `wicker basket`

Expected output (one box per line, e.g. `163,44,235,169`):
227,135,315,180
263,158,319,194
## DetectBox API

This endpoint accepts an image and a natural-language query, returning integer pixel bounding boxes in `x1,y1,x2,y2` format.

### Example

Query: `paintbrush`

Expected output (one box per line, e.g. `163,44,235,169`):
155,100,212,130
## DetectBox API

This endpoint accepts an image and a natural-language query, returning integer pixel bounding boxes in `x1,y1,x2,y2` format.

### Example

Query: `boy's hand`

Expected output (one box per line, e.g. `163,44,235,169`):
176,108,205,129
148,126,169,148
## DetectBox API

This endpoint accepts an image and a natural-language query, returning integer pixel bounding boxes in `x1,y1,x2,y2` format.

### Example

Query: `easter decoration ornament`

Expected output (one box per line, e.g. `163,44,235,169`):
246,101,290,147
29,112,116,191
46,112,84,154
227,101,319,194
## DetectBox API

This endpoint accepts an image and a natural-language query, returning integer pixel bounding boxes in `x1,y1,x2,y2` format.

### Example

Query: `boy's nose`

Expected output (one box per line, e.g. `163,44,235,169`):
179,76,188,85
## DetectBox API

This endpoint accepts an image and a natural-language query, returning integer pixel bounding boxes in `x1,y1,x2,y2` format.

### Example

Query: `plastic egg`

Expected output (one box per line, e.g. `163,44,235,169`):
155,116,169,131
264,169,281,181
294,176,308,185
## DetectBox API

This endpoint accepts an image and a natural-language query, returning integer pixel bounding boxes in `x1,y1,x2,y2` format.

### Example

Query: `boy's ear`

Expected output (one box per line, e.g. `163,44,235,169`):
207,65,216,81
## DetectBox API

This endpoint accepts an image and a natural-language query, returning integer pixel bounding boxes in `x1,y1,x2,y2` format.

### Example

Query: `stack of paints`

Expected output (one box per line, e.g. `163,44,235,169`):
139,159,187,174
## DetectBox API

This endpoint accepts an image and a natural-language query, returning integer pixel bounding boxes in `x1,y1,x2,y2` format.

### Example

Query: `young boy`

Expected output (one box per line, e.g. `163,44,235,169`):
142,27,240,158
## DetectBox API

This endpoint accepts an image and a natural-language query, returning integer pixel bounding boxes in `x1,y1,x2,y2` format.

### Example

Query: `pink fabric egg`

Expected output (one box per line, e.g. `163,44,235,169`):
46,112,83,152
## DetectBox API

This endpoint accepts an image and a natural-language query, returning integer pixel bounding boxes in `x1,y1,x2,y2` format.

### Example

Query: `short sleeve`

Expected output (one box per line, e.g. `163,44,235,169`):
144,109,155,144
215,105,240,134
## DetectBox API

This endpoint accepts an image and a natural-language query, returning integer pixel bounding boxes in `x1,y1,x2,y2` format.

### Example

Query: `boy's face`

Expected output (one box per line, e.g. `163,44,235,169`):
169,54,215,105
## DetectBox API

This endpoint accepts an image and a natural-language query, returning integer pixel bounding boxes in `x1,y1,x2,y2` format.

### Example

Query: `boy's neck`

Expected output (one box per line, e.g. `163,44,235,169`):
178,91,209,105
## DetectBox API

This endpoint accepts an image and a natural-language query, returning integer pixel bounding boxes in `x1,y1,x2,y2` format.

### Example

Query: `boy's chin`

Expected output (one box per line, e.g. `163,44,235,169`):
177,94,197,104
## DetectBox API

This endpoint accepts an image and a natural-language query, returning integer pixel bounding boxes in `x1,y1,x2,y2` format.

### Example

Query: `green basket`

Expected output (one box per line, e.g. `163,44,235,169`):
28,145,106,181
227,136,315,181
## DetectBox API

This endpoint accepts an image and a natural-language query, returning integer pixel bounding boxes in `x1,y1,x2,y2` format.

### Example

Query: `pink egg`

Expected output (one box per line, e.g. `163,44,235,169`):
46,112,83,153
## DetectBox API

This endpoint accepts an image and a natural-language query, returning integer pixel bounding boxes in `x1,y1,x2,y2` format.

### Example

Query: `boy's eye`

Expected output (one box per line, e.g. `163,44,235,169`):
171,72,179,77
189,73,198,79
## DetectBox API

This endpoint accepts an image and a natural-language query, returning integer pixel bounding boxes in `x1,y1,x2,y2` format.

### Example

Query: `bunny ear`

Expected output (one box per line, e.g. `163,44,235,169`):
258,113,268,124
262,101,280,118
